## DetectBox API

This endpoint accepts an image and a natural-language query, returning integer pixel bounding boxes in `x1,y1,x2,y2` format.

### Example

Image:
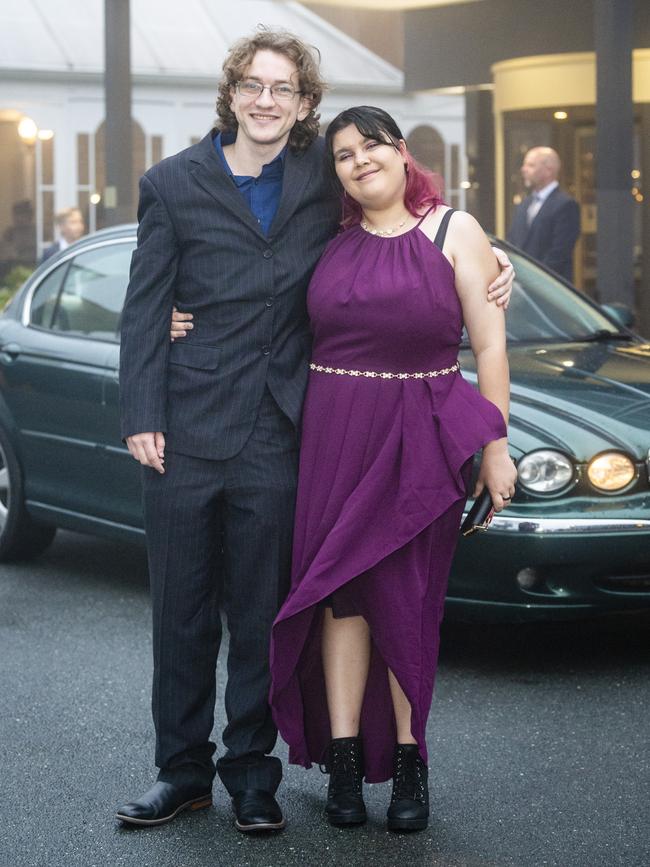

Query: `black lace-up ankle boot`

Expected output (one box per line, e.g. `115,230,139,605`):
322,736,366,826
386,743,429,831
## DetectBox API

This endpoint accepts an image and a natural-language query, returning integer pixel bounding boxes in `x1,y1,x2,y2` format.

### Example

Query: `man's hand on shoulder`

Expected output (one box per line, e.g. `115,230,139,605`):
489,246,514,309
126,432,166,474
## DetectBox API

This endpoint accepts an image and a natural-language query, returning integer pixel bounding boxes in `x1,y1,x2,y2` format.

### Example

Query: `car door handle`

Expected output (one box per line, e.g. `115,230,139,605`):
0,343,21,363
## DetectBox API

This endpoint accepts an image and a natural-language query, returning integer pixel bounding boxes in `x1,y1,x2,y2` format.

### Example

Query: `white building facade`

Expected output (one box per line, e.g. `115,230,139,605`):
0,0,465,272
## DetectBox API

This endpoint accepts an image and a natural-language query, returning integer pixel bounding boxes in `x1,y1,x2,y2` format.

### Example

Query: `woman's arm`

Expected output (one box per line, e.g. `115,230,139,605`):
168,238,516,340
447,211,518,510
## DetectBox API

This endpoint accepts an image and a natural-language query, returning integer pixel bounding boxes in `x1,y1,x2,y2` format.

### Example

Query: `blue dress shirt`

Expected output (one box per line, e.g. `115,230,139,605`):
214,131,285,236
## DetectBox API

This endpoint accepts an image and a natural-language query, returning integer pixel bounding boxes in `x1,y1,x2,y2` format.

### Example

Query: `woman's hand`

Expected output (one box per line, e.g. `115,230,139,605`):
170,306,193,341
488,247,514,309
473,438,518,512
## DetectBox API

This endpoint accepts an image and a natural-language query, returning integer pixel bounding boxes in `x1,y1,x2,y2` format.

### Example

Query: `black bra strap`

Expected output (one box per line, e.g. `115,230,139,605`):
415,203,438,227
433,208,456,250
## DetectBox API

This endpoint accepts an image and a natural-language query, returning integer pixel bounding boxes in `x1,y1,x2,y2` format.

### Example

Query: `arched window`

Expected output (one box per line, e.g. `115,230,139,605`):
76,120,162,232
0,110,55,273
93,120,145,230
94,119,146,203
406,125,446,177
407,125,464,207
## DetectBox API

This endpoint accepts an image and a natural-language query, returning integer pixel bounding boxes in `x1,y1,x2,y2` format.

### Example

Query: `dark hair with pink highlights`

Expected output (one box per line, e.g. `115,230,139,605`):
324,106,445,228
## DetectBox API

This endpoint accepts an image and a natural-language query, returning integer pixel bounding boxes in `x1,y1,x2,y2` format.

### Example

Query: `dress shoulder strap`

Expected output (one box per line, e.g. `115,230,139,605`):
433,208,456,250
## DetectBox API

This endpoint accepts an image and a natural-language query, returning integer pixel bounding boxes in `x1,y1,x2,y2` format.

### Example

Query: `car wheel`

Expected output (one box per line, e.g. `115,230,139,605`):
0,424,56,561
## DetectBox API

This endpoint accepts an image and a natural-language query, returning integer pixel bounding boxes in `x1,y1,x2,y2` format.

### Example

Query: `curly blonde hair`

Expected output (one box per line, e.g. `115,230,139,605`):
216,27,326,152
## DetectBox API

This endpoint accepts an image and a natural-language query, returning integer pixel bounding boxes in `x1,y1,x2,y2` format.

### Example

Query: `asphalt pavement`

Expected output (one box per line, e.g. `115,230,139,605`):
1,530,648,867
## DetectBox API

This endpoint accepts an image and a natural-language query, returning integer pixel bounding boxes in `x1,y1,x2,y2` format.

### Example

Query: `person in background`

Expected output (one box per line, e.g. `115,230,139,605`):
1,199,37,271
507,146,580,282
40,208,85,263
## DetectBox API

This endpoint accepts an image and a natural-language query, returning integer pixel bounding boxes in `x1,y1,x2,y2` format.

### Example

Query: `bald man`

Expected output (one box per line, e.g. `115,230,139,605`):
507,147,580,282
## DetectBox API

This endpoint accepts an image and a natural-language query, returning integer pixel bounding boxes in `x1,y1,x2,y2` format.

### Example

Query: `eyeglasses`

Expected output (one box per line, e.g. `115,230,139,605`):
235,80,302,101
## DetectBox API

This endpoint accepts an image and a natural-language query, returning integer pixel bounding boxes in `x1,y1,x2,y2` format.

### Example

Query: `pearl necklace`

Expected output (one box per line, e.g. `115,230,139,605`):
360,214,409,236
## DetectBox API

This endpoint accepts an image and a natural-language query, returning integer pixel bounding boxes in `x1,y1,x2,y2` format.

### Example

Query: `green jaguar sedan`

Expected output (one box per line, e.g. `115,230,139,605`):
0,225,648,621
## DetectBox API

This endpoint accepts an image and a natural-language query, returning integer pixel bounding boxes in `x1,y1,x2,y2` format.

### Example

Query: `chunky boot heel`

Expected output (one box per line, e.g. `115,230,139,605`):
322,736,367,826
386,743,429,832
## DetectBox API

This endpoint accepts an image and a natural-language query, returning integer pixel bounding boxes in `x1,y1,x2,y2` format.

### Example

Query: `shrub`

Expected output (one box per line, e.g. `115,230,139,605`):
0,265,33,309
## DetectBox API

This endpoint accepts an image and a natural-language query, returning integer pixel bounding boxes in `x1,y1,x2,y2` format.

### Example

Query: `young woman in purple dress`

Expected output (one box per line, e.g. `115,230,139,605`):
170,106,516,833
268,106,516,832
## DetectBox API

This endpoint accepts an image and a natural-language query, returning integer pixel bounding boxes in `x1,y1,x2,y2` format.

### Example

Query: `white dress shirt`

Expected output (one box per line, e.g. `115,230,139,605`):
527,180,559,226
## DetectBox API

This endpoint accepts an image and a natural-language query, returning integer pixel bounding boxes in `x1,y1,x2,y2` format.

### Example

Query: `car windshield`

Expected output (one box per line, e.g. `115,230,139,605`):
500,249,626,343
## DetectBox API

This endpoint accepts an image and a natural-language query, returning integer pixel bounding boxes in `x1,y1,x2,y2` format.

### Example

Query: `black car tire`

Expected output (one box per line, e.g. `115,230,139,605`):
0,423,56,561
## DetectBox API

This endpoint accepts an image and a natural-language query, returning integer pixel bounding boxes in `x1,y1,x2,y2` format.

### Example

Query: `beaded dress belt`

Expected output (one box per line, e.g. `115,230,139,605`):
309,361,460,380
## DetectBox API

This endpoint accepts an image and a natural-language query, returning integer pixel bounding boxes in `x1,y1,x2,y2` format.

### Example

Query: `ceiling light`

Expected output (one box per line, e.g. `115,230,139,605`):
17,117,38,142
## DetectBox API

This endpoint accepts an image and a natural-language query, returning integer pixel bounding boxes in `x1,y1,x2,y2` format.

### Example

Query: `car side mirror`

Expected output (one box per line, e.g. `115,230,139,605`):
601,303,635,330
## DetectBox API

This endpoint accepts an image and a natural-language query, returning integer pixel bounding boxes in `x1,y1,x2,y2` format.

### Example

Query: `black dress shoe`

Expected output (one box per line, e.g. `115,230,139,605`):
386,744,429,832
231,789,286,832
116,780,212,827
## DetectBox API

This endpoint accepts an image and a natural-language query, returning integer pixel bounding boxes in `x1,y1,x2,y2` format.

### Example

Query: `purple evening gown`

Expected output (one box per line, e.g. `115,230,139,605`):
269,211,507,783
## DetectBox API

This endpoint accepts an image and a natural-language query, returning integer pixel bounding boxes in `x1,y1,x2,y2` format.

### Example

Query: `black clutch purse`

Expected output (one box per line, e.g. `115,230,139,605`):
460,488,495,537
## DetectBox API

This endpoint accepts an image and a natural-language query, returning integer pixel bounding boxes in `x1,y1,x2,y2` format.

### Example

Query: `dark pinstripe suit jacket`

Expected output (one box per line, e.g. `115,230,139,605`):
507,187,580,282
119,131,340,460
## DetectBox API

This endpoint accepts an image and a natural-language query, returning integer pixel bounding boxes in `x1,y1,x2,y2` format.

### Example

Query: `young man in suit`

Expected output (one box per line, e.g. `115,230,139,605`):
507,146,580,282
40,208,85,263
117,28,515,834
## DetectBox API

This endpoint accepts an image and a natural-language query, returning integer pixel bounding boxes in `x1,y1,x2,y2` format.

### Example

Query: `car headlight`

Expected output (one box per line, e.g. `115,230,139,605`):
517,449,574,494
587,452,636,492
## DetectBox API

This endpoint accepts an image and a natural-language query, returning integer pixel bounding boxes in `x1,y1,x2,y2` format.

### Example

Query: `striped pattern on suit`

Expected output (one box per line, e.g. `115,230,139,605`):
120,131,340,459
119,131,340,794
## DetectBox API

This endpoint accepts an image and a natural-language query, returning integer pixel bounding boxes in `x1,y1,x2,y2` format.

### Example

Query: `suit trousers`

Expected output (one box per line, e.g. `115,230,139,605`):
141,387,298,795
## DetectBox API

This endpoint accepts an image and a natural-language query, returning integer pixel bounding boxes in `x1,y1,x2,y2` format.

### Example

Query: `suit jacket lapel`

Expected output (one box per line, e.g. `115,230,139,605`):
511,196,532,247
267,146,314,239
533,186,558,223
527,186,560,239
522,190,548,245
189,131,267,240
519,195,535,246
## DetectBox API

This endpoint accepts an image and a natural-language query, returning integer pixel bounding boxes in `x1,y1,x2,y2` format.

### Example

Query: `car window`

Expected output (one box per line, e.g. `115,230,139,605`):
30,263,69,329
504,251,621,342
49,242,135,341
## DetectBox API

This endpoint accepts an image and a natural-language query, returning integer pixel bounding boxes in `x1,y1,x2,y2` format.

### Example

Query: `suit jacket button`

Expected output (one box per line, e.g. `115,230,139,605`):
265,297,274,307
263,249,273,259
262,345,271,355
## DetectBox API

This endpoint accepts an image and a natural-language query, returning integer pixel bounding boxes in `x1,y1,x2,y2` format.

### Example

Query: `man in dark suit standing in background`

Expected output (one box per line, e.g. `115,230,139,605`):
507,146,580,282
117,27,515,836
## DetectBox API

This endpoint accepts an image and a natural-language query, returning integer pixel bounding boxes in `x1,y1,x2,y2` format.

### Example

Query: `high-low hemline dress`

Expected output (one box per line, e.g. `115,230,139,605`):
269,209,506,783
